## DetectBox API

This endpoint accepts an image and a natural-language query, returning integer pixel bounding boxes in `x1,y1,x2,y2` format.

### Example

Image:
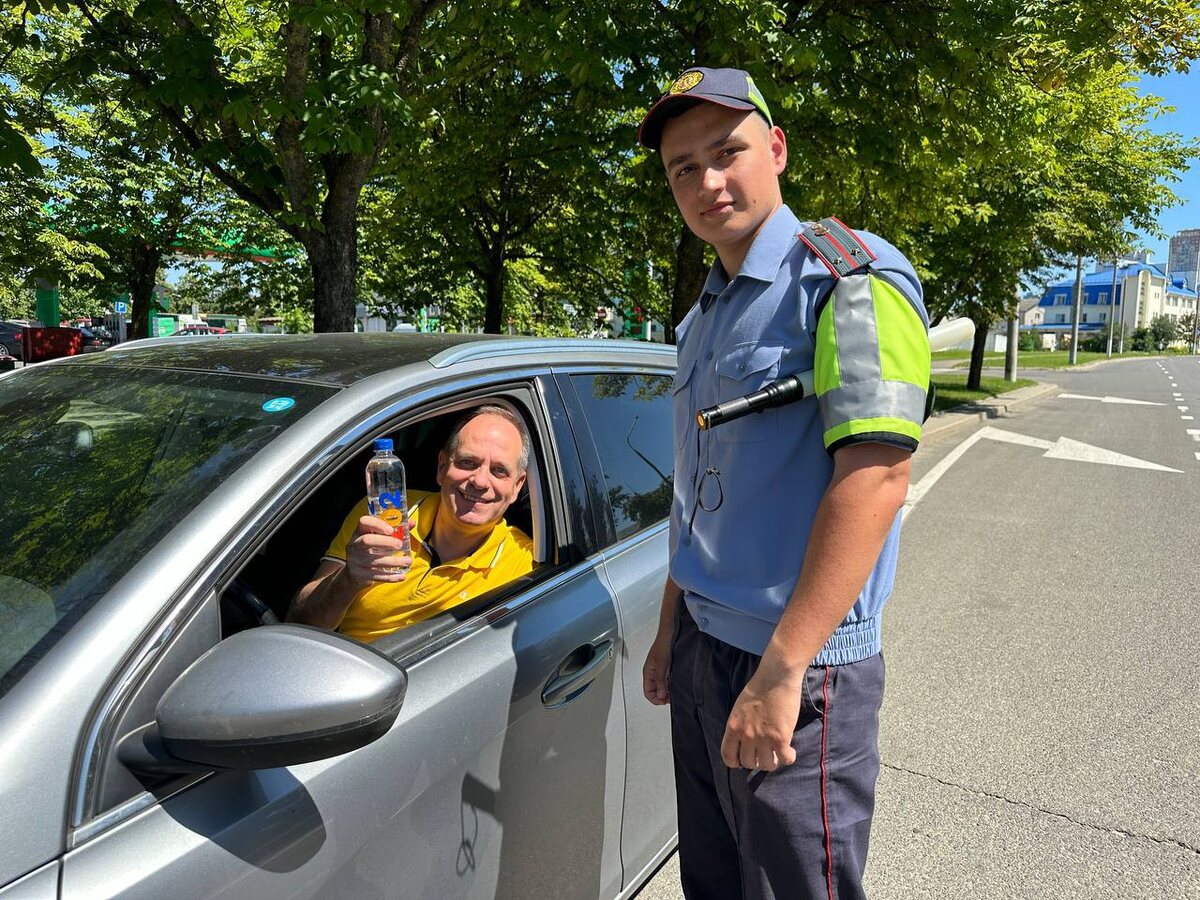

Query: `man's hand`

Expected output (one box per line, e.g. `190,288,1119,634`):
720,662,803,771
642,631,672,705
344,515,413,585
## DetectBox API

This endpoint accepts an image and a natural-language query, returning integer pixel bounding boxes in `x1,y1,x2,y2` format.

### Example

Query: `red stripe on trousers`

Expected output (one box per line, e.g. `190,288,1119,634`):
820,665,834,900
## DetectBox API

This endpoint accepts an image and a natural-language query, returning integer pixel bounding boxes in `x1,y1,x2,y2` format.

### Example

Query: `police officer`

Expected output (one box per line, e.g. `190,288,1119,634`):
638,68,931,900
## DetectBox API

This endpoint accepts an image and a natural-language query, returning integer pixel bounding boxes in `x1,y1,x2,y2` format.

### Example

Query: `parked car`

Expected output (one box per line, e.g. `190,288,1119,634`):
0,333,677,899
175,324,229,336
0,320,28,360
75,325,112,352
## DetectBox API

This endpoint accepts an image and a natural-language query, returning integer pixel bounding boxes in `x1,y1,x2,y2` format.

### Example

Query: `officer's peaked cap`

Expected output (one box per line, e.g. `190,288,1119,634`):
638,67,774,151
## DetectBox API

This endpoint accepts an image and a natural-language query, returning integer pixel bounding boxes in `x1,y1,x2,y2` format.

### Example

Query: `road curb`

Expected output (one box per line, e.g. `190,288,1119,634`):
922,382,1060,444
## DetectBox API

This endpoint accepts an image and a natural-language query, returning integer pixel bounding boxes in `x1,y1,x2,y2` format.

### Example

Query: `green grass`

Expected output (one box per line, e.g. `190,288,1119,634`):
930,374,1036,412
932,349,1160,369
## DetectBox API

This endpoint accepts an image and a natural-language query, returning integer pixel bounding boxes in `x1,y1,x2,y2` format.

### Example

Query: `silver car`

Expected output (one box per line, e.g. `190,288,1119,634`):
0,333,678,899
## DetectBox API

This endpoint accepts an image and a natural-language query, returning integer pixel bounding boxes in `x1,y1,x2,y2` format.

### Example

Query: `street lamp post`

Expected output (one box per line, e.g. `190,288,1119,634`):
1106,257,1119,357
1069,254,1084,365
1118,268,1128,354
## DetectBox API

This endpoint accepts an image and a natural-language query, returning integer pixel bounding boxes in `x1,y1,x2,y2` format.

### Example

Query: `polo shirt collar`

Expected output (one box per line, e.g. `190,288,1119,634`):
700,204,801,309
410,492,511,571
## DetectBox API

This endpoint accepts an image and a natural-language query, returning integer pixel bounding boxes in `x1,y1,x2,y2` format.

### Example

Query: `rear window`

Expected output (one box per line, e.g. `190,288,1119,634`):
0,364,337,695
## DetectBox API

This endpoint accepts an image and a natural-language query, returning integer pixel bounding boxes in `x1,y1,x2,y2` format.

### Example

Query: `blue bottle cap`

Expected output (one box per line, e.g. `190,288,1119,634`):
374,438,394,452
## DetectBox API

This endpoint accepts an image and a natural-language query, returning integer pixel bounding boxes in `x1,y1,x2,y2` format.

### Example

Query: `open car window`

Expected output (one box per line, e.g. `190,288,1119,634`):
222,395,549,643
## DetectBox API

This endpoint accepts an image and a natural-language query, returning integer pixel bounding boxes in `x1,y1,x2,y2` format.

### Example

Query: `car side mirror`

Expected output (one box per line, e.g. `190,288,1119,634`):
119,625,407,773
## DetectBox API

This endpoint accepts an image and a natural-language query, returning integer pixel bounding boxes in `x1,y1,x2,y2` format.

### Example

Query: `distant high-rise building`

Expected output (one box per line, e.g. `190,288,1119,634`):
1167,229,1200,278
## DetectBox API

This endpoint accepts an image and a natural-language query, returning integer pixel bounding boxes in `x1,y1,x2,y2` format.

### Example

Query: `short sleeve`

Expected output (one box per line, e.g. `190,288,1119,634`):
323,498,371,562
812,271,931,454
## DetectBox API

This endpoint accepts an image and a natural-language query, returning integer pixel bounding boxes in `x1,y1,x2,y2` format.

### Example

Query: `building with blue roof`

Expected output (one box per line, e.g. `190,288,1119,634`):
1036,257,1198,343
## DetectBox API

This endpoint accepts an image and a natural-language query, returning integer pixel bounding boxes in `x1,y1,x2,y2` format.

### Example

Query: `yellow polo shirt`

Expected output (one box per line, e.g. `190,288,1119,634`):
324,491,535,642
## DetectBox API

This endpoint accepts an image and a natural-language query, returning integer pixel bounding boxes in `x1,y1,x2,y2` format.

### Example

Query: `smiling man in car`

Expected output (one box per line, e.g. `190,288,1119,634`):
288,405,535,641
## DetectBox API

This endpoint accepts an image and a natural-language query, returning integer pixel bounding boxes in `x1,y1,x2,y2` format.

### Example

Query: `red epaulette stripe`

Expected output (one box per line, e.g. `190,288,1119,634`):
826,215,875,260
821,230,857,267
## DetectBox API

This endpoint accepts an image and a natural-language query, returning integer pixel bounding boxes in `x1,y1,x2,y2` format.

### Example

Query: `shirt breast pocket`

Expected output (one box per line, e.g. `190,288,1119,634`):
714,341,783,444
673,358,697,449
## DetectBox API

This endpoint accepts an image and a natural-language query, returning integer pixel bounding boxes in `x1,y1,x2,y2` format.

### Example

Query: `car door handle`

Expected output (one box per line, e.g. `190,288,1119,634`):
541,640,615,707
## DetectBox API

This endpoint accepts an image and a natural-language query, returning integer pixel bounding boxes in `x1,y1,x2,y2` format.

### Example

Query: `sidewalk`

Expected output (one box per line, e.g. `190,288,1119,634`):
921,381,1060,444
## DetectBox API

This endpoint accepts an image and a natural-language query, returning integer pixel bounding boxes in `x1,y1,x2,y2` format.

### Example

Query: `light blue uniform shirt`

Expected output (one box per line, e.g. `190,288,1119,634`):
669,204,925,664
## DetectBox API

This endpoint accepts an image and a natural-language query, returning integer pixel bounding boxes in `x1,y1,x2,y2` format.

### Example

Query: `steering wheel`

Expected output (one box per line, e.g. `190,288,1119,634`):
223,576,280,628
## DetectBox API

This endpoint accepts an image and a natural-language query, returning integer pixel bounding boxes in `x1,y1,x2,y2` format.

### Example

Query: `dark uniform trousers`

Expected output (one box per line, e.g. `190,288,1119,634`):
670,604,885,900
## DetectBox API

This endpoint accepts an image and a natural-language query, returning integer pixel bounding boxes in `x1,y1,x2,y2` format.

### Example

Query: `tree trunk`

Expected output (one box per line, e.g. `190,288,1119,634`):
670,226,707,340
128,243,162,340
308,211,359,333
967,312,989,391
483,247,506,335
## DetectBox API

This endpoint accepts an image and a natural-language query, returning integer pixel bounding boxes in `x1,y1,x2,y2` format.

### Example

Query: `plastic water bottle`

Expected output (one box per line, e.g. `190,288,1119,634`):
366,438,411,569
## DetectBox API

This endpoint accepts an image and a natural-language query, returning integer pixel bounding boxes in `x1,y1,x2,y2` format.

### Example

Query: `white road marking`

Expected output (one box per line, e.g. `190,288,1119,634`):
1195,452,1200,461
1056,393,1164,406
1184,416,1195,421
1179,406,1190,412
904,426,1181,521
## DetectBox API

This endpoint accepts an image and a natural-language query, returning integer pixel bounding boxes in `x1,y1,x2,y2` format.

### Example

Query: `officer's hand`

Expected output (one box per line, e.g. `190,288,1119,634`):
344,516,413,584
642,631,672,705
720,667,803,771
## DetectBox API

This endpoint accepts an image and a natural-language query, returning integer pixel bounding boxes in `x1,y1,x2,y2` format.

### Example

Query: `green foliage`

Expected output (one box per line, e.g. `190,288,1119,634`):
1,0,1196,347
1149,313,1181,348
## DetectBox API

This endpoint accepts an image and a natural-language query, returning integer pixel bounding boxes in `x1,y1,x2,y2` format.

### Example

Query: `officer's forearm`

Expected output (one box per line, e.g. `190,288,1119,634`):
759,444,911,682
287,565,361,630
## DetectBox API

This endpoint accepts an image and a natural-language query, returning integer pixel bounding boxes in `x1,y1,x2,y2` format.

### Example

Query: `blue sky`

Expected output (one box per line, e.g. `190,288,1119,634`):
1133,69,1199,263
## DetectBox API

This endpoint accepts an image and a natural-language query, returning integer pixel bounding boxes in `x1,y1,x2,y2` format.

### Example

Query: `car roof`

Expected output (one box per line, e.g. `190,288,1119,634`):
53,332,675,387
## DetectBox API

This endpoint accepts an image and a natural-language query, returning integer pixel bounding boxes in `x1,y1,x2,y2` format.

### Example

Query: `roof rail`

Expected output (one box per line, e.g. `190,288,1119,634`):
429,337,676,369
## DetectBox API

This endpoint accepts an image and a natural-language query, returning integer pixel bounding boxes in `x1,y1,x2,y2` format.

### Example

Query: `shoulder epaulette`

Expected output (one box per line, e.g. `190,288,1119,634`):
798,216,877,279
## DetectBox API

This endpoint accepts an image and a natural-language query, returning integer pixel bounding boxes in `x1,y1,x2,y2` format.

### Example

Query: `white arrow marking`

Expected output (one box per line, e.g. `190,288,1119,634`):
1041,436,1181,471
904,426,1180,521
1057,392,1164,406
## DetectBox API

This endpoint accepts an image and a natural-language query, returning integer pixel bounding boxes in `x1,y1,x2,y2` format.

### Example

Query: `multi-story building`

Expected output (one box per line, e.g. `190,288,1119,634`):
1036,261,1197,344
1168,229,1200,281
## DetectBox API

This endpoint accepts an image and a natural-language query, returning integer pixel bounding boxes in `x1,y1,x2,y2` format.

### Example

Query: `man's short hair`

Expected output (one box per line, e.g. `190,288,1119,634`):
443,405,531,473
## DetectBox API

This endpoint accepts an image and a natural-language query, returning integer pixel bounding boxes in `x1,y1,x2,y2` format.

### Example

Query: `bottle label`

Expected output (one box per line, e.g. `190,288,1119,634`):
369,491,407,539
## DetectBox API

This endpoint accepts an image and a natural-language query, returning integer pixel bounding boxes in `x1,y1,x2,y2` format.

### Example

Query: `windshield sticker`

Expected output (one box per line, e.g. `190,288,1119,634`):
262,397,296,413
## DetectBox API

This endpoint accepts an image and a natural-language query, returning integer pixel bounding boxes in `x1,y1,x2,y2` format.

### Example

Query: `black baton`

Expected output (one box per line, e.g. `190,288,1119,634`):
696,373,809,430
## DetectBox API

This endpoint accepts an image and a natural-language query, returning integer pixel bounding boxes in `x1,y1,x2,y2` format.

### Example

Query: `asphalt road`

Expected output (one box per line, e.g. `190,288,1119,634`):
638,357,1200,900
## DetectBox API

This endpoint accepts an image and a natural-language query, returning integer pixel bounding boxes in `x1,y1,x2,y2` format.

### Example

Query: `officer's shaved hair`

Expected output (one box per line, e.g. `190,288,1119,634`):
443,405,531,473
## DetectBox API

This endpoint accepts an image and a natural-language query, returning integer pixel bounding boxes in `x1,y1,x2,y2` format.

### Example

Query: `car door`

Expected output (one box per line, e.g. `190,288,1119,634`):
554,368,679,890
60,377,628,900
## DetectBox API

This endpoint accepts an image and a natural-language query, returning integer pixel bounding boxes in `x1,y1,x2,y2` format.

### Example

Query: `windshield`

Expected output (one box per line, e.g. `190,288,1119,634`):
0,364,338,695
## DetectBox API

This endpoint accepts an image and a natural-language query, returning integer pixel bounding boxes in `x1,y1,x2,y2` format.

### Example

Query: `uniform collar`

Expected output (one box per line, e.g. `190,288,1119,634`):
700,204,801,310
410,492,512,571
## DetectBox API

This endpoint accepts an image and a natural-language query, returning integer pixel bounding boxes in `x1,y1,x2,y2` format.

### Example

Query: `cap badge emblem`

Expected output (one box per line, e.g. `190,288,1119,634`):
670,71,704,94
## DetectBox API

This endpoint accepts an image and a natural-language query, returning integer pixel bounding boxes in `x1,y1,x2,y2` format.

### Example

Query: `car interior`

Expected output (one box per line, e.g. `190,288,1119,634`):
219,397,554,655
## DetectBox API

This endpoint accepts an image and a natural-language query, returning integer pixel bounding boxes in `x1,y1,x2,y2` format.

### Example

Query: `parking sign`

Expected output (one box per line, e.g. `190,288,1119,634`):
114,301,128,314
